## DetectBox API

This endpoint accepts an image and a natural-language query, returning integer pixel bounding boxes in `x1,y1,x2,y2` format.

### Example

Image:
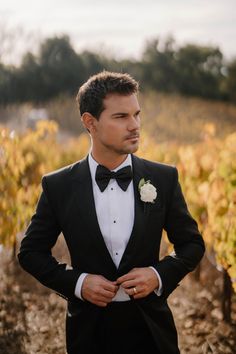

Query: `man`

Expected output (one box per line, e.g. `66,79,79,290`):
18,71,205,354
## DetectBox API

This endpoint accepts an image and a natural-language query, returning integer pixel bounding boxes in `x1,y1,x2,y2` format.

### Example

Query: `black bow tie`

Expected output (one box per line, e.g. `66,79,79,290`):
95,164,133,192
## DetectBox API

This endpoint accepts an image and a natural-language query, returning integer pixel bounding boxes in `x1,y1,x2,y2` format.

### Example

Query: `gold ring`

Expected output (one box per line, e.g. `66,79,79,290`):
133,287,137,294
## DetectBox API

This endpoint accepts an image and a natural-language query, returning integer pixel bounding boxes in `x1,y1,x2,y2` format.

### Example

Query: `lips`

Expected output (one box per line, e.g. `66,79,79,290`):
126,135,139,140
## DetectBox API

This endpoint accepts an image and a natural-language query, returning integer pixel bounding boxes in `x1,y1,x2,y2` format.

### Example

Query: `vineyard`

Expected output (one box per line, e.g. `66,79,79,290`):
0,118,236,353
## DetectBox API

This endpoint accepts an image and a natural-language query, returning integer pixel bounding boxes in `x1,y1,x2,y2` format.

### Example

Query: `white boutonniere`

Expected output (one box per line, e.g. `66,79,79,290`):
138,178,157,203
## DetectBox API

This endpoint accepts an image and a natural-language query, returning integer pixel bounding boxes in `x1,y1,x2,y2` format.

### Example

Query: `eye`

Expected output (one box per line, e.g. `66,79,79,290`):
115,114,127,119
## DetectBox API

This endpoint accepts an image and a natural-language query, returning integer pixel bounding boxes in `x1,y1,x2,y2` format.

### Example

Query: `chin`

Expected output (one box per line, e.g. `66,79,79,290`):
111,142,139,155
124,144,139,154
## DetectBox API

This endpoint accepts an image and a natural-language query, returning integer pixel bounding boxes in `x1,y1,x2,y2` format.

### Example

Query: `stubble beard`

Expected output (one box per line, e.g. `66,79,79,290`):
103,140,139,156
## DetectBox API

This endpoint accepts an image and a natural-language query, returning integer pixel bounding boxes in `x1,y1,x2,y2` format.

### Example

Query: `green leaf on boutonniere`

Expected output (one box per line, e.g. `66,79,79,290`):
138,178,145,191
138,178,151,190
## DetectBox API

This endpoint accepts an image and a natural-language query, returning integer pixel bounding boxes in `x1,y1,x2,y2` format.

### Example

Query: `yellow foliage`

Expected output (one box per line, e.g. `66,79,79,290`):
0,120,236,292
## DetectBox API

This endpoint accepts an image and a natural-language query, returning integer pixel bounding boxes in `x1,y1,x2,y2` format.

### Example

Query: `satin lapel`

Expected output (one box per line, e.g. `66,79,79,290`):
71,156,117,274
118,154,151,274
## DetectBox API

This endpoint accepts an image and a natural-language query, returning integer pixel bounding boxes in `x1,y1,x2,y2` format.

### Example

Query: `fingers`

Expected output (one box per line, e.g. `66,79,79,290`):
124,286,138,296
89,292,115,307
116,267,159,299
117,270,141,298
103,281,118,293
117,279,136,289
81,274,119,307
116,268,139,289
116,269,137,285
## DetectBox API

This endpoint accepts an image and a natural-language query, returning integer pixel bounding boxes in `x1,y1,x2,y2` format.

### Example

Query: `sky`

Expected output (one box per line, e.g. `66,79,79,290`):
0,0,236,65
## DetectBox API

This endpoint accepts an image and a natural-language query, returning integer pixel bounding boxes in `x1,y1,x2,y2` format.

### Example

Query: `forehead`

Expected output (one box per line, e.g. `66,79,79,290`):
102,93,140,112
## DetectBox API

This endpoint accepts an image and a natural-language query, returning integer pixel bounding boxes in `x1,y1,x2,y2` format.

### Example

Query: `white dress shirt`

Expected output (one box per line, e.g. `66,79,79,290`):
74,153,162,301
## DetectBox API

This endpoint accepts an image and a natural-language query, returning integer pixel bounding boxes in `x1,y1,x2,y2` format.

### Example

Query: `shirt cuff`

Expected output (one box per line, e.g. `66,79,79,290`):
149,266,163,296
74,273,88,300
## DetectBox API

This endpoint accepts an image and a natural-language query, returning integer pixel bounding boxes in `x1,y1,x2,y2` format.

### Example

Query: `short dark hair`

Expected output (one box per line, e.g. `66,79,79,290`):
76,71,139,119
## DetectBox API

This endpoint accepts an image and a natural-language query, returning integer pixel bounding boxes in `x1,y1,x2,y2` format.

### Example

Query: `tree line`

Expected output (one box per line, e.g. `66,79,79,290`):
0,35,236,104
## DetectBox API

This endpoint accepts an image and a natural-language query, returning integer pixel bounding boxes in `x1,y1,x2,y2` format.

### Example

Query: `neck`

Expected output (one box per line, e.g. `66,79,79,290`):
91,149,128,170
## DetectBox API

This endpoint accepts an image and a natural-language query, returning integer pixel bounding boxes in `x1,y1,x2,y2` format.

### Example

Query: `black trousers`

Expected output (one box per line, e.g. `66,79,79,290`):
93,300,159,354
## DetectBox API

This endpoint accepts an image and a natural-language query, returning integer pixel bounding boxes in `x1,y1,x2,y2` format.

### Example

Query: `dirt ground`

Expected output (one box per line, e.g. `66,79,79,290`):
0,249,235,354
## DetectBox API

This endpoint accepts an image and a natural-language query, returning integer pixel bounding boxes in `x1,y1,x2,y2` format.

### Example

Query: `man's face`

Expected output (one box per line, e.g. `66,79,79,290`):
92,93,141,156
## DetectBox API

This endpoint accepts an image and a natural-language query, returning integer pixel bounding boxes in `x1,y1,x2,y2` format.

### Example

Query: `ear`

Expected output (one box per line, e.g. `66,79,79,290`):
81,112,98,133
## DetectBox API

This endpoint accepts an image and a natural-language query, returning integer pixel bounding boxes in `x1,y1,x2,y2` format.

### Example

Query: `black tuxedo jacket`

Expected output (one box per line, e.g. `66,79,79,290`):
18,154,205,354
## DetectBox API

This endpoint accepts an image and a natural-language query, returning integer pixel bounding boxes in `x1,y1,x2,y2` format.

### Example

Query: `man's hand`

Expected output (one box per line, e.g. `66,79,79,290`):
116,267,159,299
81,274,118,307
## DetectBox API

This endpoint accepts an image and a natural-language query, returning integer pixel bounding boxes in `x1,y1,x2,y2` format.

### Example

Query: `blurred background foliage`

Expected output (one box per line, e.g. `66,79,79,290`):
0,34,236,105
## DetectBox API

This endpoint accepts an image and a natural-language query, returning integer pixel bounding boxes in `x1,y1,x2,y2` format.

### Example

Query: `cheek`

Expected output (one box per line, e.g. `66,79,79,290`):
98,121,126,141
107,130,120,142
105,124,123,138
99,126,116,141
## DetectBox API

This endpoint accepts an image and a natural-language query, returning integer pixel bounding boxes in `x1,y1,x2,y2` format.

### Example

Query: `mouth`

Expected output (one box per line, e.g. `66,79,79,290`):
125,135,140,141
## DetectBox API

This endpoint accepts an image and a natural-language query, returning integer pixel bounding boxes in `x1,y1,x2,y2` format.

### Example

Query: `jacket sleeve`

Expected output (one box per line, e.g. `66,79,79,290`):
153,167,205,299
18,176,81,301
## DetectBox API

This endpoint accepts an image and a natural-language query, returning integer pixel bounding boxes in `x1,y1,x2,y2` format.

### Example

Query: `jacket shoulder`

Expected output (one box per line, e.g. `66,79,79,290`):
41,158,86,194
142,158,176,172
135,155,177,176
43,158,84,179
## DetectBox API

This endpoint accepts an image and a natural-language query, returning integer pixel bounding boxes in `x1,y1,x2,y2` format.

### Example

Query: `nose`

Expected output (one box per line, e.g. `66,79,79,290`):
128,115,140,131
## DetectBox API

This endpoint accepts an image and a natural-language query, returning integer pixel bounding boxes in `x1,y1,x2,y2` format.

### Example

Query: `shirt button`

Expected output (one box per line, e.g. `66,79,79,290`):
113,220,116,223
111,187,114,190
115,252,118,255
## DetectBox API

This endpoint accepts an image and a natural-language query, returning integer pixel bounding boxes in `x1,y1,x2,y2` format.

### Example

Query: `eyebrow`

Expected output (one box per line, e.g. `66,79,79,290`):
111,110,141,117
